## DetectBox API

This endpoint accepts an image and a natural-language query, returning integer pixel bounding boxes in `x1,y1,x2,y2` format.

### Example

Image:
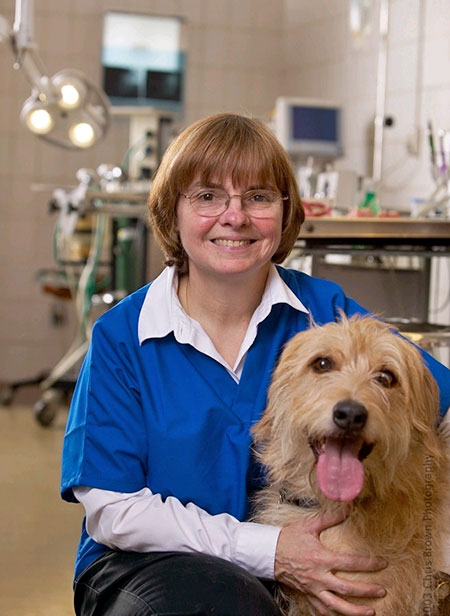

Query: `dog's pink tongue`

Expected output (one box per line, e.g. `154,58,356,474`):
317,437,364,502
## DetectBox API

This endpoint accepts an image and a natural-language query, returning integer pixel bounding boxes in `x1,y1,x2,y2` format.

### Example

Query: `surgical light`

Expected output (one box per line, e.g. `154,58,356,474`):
1,0,110,150
52,73,86,110
69,122,96,148
60,84,81,109
24,106,54,134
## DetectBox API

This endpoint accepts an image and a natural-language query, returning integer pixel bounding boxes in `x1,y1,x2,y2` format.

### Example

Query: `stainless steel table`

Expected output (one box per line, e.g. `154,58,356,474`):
295,216,450,348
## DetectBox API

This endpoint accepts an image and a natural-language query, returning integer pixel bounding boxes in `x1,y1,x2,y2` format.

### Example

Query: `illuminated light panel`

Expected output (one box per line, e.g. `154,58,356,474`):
60,83,81,109
69,122,95,147
25,108,54,134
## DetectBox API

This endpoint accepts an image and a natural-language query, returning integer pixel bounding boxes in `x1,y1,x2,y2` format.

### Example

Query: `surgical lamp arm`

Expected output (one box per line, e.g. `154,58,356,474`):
1,0,110,149
7,0,58,99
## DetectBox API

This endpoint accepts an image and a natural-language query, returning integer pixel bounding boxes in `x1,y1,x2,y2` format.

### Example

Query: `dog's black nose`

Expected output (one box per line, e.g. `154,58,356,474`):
332,399,367,432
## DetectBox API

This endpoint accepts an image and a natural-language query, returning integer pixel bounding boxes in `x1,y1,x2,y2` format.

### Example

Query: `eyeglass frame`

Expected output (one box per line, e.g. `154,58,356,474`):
180,187,289,218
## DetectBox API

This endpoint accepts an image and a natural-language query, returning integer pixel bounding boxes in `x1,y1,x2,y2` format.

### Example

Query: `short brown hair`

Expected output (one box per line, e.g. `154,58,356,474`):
148,113,304,271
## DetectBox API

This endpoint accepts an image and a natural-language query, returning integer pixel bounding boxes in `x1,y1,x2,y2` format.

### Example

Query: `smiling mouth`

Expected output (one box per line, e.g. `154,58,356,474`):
212,239,254,247
309,437,374,462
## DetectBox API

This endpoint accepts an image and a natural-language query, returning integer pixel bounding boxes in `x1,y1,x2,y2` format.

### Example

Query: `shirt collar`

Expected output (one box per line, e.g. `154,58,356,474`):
137,264,308,345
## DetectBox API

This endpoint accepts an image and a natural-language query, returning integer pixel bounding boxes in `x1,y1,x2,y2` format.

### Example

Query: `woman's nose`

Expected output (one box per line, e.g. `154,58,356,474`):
218,195,250,225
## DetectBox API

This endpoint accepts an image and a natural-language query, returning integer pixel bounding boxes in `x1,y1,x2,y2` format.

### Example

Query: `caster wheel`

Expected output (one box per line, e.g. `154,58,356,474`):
34,397,58,427
0,386,14,406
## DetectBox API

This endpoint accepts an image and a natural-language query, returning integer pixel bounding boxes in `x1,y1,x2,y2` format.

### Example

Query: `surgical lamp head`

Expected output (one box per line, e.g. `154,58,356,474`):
19,68,110,149
2,0,110,150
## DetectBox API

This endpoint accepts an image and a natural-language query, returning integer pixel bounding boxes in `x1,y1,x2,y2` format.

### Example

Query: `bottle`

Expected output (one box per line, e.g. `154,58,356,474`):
358,190,381,216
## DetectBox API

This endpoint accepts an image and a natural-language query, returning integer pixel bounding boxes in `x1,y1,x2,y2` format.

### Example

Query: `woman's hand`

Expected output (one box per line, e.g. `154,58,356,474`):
274,510,387,616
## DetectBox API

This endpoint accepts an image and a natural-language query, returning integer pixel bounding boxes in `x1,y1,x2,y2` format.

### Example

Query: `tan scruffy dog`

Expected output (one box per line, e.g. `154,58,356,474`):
252,315,449,616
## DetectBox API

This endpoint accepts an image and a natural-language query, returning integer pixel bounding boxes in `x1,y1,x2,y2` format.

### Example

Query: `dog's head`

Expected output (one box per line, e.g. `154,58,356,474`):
253,314,441,504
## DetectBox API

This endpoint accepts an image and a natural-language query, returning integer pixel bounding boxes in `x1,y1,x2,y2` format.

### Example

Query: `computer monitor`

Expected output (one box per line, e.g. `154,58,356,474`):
274,97,343,159
101,12,185,113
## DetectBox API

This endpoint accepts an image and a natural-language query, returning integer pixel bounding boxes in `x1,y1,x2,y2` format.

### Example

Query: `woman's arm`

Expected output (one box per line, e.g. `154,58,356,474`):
74,485,280,580
75,486,387,616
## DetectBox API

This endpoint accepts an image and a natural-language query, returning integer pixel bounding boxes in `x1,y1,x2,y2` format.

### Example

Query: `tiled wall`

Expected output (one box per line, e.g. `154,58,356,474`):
0,0,449,383
282,0,450,210
282,0,450,362
0,0,283,382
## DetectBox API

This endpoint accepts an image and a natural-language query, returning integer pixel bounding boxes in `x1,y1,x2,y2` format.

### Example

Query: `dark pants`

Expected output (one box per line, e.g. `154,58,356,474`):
74,550,282,616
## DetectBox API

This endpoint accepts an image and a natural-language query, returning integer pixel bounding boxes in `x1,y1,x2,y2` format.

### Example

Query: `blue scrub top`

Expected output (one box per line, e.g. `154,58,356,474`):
60,267,450,580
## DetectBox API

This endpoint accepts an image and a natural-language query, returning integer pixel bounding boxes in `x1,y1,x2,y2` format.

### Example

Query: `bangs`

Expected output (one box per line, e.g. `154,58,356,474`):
197,140,282,190
173,116,287,192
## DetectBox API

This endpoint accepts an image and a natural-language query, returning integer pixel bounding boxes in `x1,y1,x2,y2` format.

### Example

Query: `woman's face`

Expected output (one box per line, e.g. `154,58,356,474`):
176,175,283,283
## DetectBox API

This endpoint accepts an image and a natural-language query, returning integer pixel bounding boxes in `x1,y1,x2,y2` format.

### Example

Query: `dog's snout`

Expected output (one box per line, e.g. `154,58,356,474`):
332,399,367,432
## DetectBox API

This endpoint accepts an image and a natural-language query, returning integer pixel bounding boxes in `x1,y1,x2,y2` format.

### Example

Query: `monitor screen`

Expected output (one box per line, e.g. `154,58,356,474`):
102,12,185,112
275,97,343,159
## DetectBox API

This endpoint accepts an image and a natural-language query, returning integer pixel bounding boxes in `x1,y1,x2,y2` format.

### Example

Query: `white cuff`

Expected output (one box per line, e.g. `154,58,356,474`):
234,522,281,580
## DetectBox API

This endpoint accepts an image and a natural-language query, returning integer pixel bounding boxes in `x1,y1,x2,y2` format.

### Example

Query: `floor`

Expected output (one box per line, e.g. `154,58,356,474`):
2,396,449,616
0,400,83,616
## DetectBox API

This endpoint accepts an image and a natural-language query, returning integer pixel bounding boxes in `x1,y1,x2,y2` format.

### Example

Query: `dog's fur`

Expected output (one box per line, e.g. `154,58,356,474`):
252,315,449,616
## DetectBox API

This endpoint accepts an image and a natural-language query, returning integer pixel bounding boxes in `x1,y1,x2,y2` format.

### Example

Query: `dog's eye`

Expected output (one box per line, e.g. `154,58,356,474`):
311,357,334,373
375,370,397,388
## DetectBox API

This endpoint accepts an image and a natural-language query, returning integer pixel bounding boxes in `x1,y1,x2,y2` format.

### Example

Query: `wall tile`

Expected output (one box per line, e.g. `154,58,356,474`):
0,53,15,97
421,86,450,129
0,339,71,382
204,0,232,27
204,27,232,68
283,0,346,28
384,90,419,143
254,0,284,30
250,32,283,70
388,0,420,45
69,15,104,59
38,0,76,15
386,41,419,94
229,30,252,67
223,69,251,110
231,0,257,28
37,15,72,57
422,35,450,89
184,65,204,106
186,23,206,64
0,132,13,176
179,0,206,25
425,0,450,38
201,67,227,107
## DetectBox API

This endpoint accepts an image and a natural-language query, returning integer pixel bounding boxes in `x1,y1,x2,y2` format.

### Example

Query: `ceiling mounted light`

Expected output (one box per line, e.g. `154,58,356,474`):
69,121,96,148
60,84,81,109
1,0,110,150
23,105,54,134
52,71,86,110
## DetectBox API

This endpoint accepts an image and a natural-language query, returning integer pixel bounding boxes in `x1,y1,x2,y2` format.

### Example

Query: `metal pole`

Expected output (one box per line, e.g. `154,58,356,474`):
372,0,390,186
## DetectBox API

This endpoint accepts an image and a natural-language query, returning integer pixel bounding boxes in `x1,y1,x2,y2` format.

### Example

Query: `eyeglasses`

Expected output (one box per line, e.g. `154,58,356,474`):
181,187,288,218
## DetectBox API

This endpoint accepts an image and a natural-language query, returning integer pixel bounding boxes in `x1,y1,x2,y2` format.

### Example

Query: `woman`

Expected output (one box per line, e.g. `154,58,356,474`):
61,113,450,616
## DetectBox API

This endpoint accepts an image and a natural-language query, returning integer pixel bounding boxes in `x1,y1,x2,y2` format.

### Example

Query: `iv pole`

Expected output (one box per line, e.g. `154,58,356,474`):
372,0,390,187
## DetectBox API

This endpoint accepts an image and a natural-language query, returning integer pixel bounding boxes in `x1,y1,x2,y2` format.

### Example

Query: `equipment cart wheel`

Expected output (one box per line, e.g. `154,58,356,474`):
0,385,14,406
33,389,62,427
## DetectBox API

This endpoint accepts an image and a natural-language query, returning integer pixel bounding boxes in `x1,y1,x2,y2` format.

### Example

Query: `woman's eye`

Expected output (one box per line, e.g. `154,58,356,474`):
375,370,397,388
251,193,269,202
197,192,216,202
247,191,272,203
311,357,334,373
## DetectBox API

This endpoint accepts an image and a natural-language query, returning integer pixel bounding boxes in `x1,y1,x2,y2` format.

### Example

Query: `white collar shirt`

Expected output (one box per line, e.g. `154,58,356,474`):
138,264,309,383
